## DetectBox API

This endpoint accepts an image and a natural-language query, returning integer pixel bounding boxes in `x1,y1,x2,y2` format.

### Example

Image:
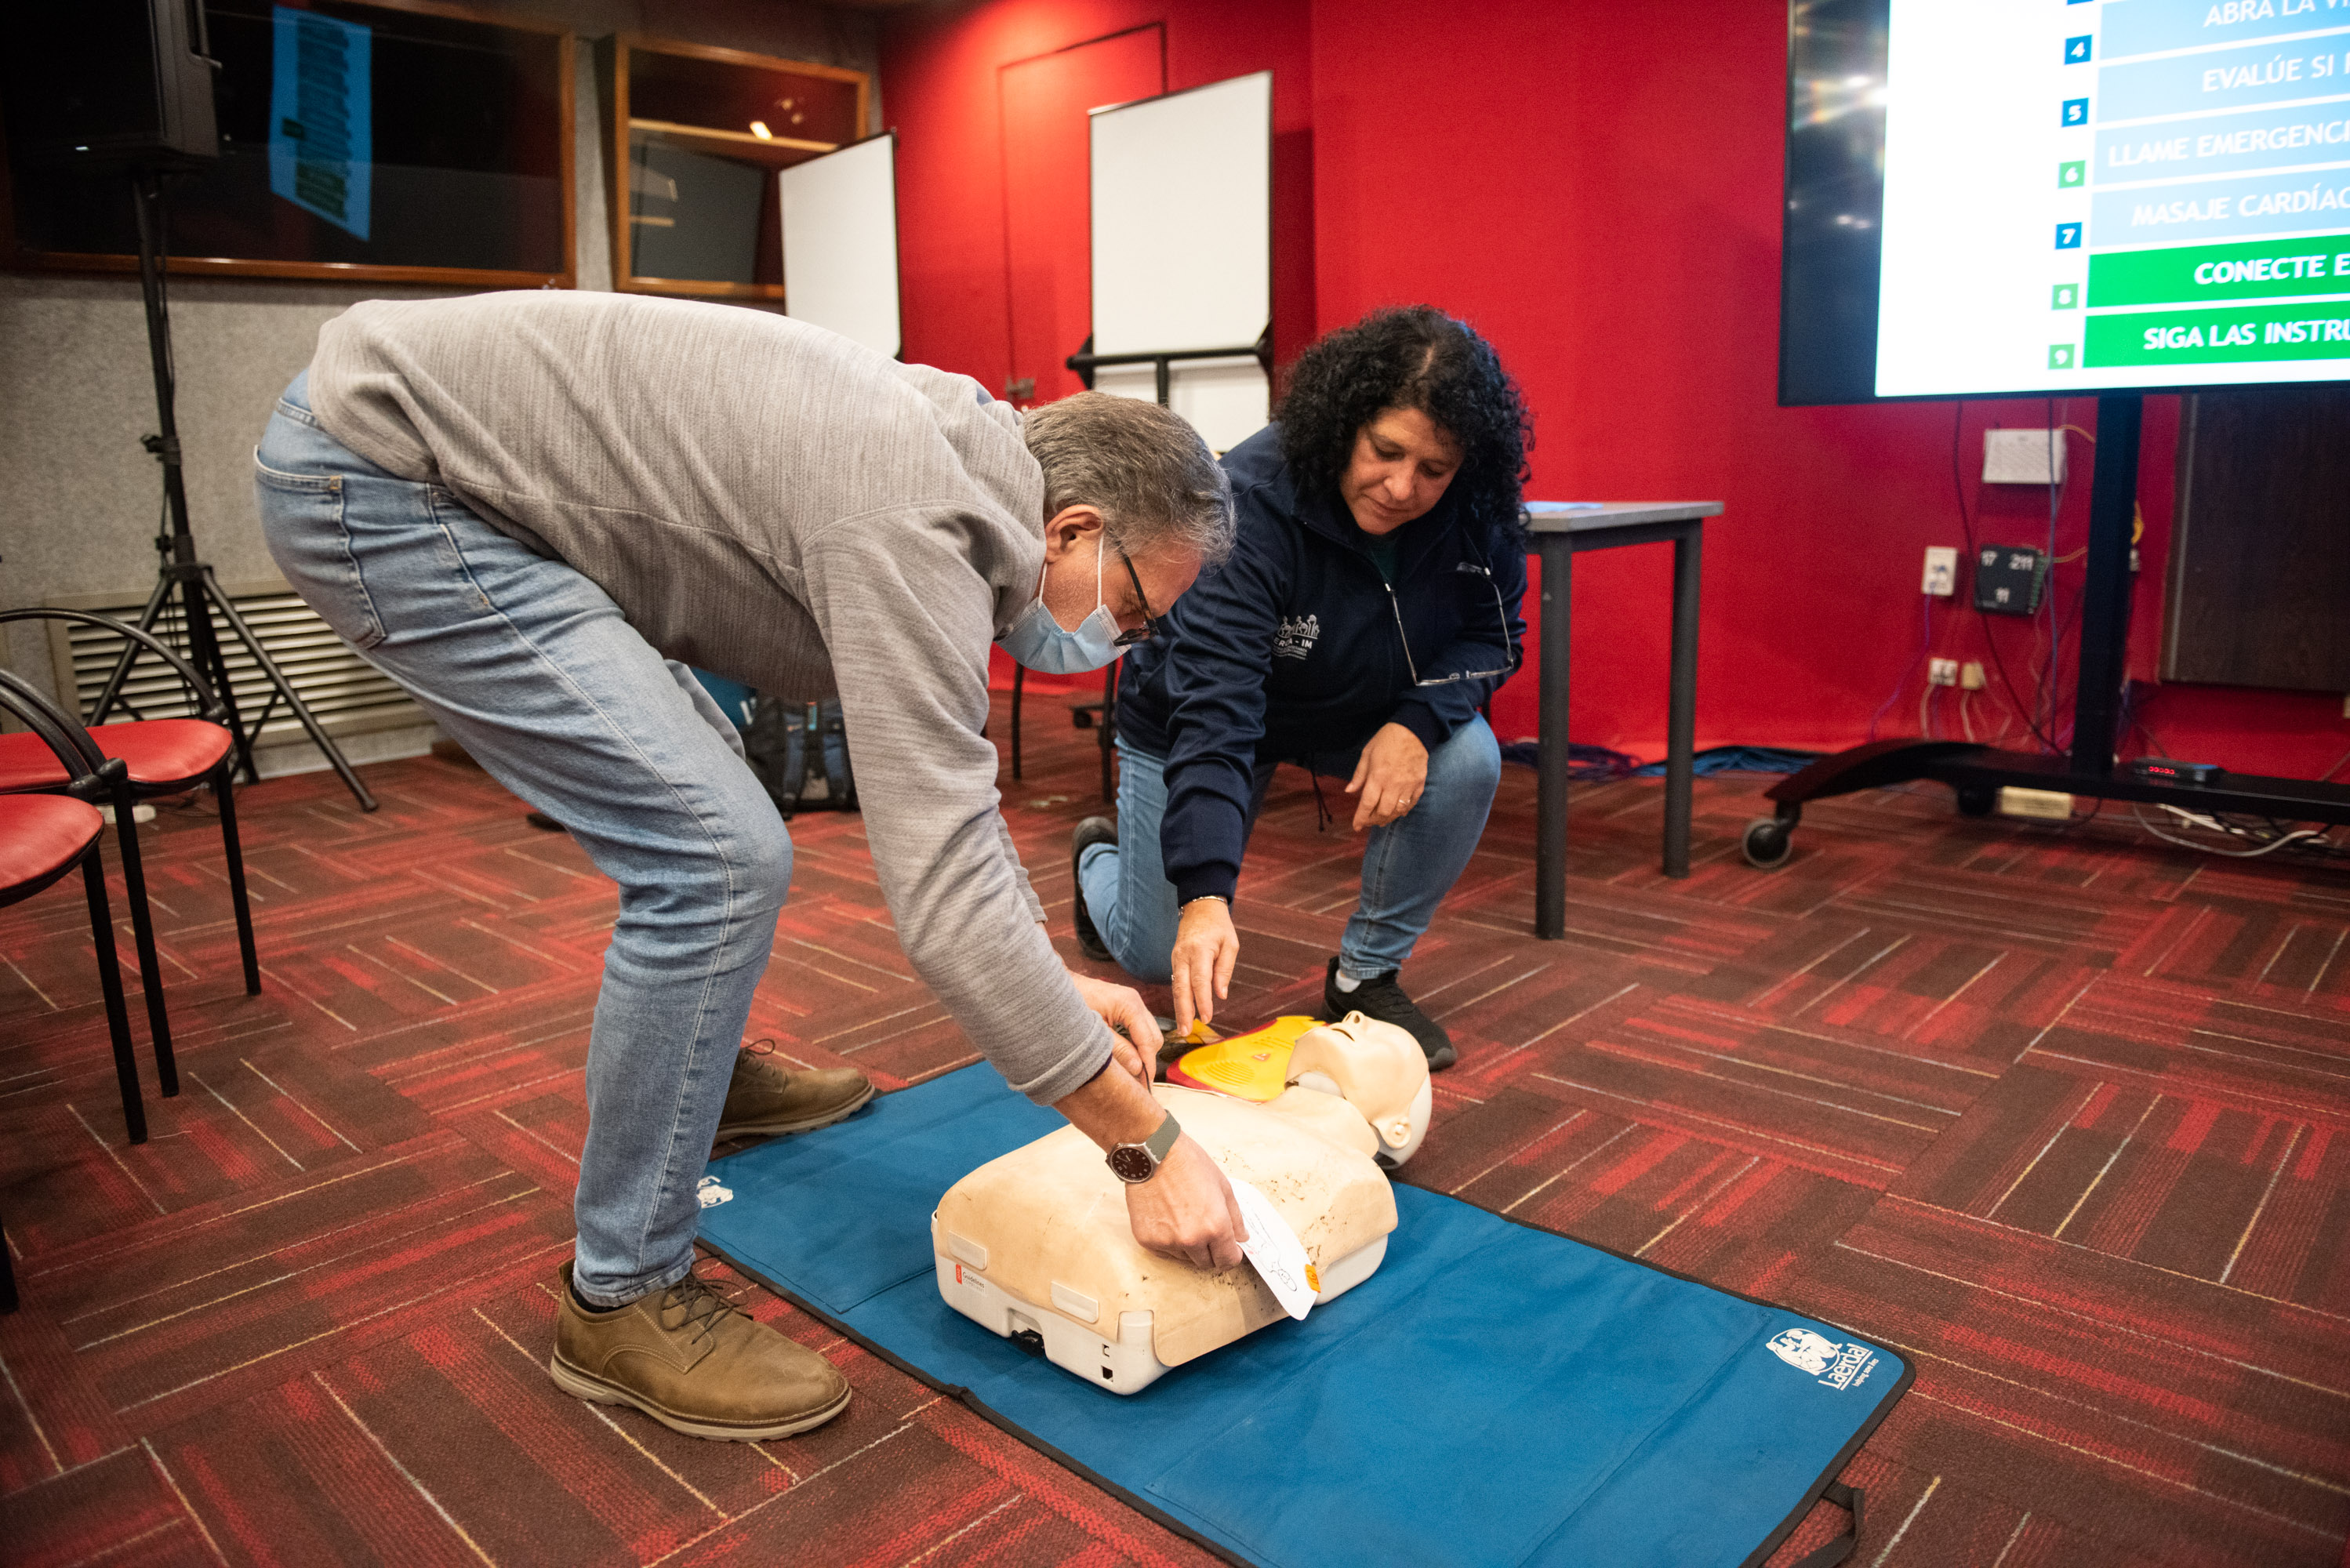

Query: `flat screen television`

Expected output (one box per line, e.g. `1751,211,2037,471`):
1780,0,2350,405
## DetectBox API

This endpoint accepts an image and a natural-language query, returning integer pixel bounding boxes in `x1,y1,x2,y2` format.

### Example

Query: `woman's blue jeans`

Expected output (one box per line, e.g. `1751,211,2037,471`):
1079,717,1503,984
254,375,784,1308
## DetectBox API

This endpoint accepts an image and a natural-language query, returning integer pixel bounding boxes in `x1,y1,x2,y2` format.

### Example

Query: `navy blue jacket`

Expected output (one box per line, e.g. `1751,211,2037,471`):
1117,424,1528,906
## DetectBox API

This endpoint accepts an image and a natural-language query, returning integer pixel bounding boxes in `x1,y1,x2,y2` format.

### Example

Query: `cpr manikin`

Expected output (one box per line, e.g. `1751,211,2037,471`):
932,1013,1430,1393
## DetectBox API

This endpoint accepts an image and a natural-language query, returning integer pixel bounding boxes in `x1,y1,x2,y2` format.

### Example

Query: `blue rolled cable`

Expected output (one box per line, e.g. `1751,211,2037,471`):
1500,742,1821,779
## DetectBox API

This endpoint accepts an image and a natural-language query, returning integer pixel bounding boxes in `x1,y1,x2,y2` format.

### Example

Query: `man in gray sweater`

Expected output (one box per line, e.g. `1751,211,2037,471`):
254,291,1244,1442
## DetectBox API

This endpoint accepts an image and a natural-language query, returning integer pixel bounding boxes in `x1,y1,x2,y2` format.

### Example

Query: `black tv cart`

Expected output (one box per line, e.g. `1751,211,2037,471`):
1742,393,2350,868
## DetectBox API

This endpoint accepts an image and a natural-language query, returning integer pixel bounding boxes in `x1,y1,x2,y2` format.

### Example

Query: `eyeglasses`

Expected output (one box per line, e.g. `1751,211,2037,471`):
1113,547,1163,647
1382,560,1518,687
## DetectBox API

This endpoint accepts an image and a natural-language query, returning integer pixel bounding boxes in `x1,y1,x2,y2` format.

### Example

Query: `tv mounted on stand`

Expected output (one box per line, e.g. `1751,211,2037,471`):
1751,0,2350,869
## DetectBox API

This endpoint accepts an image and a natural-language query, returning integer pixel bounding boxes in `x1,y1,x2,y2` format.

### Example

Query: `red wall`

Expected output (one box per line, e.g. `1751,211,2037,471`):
883,0,1313,389
882,0,1313,699
884,0,2350,778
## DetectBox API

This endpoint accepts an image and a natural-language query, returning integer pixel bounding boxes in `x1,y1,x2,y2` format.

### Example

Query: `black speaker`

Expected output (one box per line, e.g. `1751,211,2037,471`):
2,0,219,172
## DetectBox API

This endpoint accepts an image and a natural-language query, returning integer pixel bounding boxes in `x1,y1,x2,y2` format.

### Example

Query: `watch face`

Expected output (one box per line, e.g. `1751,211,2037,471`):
1108,1145,1155,1182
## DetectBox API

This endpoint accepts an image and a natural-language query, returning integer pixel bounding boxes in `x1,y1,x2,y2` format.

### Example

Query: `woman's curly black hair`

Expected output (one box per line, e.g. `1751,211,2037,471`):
1275,307,1533,546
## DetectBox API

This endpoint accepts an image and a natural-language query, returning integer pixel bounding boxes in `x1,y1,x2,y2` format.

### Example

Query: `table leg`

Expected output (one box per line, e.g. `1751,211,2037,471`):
1536,538,1571,939
1664,523,1702,877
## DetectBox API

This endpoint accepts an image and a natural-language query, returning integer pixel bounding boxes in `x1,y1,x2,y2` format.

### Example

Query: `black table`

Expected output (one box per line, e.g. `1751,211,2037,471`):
1524,502,1720,939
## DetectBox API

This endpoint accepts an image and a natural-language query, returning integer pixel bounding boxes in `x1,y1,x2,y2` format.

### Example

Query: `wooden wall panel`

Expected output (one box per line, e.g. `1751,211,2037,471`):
2164,387,2350,694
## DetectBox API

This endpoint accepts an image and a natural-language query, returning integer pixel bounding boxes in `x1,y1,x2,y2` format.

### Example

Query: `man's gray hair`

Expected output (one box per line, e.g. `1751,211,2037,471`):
1022,392,1235,567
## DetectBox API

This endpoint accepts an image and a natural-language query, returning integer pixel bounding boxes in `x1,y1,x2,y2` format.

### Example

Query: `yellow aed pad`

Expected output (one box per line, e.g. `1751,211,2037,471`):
1166,1015,1322,1101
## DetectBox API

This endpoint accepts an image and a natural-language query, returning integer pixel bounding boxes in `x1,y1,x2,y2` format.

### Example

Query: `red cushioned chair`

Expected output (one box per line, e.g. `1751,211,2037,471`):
0,670,161,1315
1007,662,1119,800
0,612,260,1098
0,681,153,1105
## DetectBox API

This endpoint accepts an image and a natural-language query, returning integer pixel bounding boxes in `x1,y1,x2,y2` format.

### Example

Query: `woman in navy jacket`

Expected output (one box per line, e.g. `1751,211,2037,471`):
1073,308,1531,1069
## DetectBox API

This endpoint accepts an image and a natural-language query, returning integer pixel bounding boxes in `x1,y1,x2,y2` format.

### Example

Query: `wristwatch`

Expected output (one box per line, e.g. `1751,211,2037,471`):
1107,1111,1181,1184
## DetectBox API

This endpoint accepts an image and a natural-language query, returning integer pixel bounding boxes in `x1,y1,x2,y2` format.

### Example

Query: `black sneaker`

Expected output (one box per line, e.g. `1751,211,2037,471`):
1324,956,1456,1070
1070,817,1118,962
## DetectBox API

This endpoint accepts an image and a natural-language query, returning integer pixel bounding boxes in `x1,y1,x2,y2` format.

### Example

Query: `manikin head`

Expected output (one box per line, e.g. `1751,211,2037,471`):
1288,1011,1434,1164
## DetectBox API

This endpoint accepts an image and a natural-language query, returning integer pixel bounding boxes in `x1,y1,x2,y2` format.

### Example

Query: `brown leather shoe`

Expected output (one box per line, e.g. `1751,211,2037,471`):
548,1262,851,1441
714,1040,874,1140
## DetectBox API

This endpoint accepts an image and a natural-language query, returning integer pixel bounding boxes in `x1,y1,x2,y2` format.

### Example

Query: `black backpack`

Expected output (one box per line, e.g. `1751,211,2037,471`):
743,697,858,815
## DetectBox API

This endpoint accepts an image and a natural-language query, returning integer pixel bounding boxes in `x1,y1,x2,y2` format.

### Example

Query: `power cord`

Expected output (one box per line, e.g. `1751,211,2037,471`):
1952,403,2067,753
1871,593,1934,742
2133,802,2346,862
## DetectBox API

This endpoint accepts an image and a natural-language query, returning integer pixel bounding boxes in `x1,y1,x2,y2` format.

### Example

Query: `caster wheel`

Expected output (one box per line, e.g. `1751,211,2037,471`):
1955,785,1996,818
1742,817,1796,870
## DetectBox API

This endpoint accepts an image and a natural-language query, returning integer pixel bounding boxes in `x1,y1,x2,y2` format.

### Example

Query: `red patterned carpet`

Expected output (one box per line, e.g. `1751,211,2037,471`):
4,702,2348,1568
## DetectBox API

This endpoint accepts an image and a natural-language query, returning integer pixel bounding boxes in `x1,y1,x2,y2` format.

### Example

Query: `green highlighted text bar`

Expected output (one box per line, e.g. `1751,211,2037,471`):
2089,236,2350,307
2084,298,2350,366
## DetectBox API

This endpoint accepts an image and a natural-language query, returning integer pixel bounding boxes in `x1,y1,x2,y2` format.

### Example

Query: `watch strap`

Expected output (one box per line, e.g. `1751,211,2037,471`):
1144,1110,1180,1163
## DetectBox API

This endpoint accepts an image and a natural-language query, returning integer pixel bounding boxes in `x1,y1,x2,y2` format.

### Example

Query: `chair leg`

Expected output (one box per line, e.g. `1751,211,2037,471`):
81,850,147,1145
106,790,177,1098
212,766,261,996
1099,663,1117,802
1011,665,1025,782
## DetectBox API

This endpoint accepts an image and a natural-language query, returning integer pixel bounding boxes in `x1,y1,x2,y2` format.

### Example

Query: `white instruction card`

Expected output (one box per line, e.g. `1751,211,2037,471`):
1228,1178,1316,1321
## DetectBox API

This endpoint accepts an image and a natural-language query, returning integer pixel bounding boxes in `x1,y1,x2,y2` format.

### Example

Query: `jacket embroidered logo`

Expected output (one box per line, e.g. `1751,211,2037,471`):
1273,614,1322,660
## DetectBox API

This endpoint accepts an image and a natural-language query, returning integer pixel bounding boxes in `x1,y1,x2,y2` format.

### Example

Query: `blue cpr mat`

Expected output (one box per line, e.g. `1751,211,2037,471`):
698,1067,1908,1568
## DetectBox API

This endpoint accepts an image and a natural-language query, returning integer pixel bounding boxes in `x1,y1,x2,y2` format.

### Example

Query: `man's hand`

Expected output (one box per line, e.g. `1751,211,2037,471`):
1124,1134,1248,1271
1052,1054,1247,1270
1069,968,1157,1091
1346,722,1429,832
1169,897,1239,1040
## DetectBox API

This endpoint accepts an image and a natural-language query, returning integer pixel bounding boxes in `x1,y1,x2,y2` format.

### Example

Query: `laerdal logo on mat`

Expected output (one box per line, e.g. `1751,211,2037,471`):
697,1175,734,1208
1273,614,1321,659
1766,1327,1879,1391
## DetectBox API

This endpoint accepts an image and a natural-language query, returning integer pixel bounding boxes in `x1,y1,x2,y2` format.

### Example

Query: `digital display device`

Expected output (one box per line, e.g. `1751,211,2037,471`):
2,0,568,281
1781,0,2350,403
270,5,372,239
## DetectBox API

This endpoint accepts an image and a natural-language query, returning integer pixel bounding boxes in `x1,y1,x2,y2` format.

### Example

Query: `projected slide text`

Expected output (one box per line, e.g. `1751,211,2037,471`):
1877,0,2350,394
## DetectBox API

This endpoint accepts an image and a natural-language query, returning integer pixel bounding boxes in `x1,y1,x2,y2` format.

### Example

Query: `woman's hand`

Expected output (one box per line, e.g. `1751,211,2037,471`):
1169,897,1240,1040
1346,722,1429,831
1069,968,1159,1091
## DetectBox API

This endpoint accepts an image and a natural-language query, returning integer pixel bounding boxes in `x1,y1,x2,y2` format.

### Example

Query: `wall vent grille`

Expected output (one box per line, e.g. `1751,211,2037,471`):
42,579,424,746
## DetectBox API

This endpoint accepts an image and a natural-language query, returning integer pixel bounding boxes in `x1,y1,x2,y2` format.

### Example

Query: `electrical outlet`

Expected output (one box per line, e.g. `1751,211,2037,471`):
1983,429,2069,485
1928,658,1959,686
1960,661,1985,690
1999,787,2076,820
1922,546,1957,597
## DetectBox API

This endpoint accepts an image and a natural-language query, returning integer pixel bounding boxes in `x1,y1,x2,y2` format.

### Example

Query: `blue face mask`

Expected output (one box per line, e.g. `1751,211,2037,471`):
999,538,1122,674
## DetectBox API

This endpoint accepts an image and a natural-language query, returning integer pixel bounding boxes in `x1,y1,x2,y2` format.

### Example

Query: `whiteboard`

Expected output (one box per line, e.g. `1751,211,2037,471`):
1089,71,1269,357
1095,359,1269,456
779,135,901,358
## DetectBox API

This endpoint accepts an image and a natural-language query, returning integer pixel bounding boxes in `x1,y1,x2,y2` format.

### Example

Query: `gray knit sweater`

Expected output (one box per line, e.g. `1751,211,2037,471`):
308,291,1112,1105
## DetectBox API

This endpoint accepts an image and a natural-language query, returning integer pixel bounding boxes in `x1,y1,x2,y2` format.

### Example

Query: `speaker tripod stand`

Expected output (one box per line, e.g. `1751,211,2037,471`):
87,168,377,813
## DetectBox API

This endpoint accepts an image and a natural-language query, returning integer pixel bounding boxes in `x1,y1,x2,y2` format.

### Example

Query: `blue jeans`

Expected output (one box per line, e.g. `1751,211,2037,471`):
254,374,785,1308
1079,717,1502,984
